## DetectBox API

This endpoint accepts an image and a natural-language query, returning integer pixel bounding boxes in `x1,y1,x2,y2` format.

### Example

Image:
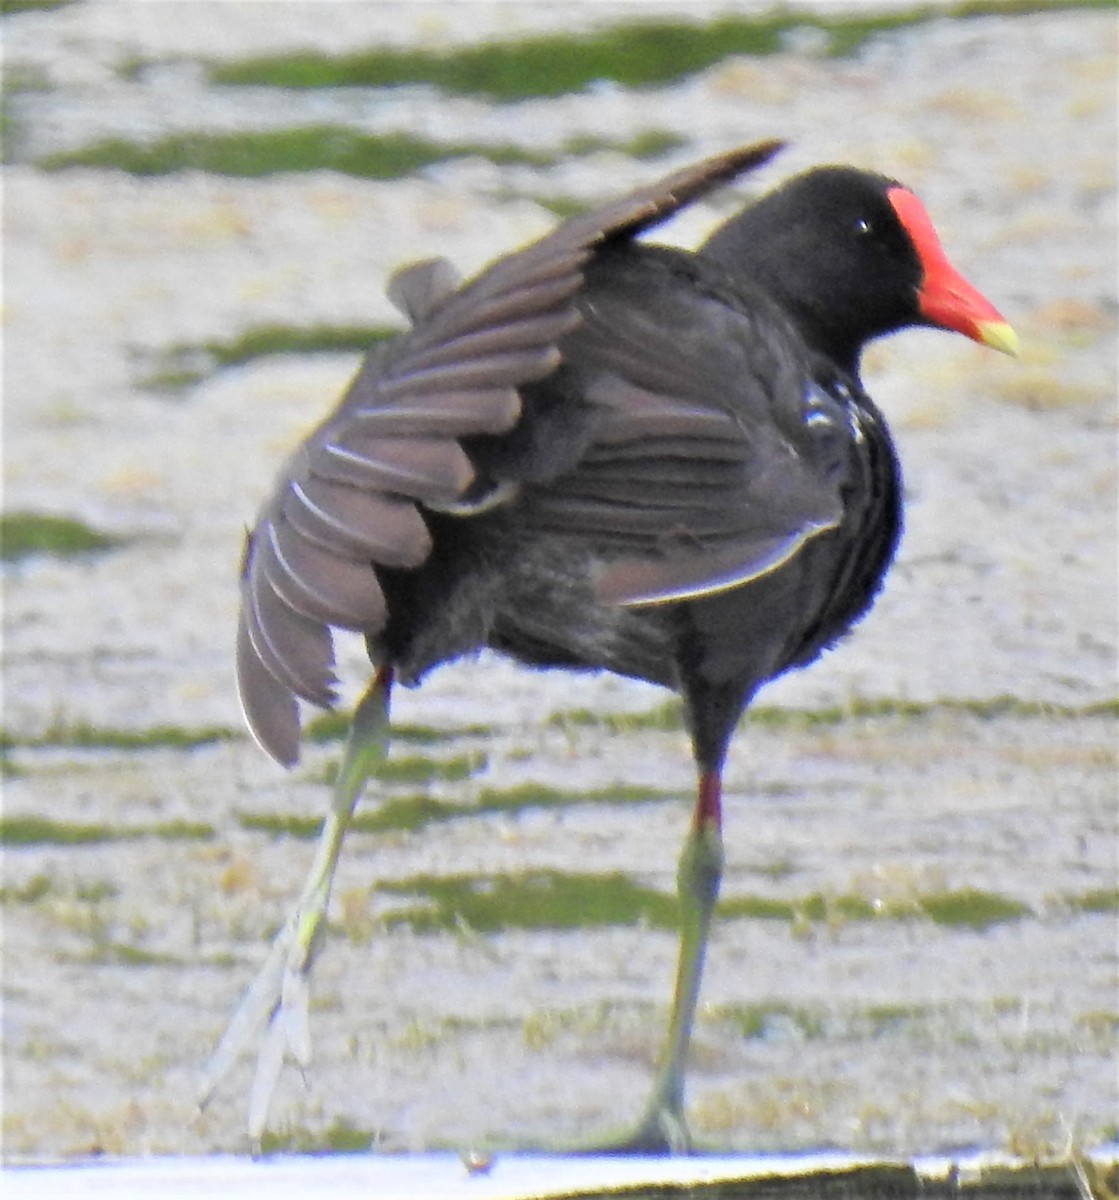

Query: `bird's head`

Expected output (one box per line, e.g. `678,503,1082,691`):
703,165,1018,373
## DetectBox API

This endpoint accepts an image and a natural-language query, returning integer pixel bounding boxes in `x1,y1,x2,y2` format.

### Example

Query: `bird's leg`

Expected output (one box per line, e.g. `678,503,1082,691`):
615,768,725,1154
199,667,393,1145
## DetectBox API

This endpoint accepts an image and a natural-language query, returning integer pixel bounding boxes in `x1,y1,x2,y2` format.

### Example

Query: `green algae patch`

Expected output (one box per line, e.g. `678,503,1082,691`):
375,752,486,785
142,324,398,391
547,694,1117,739
207,20,774,97
204,5,1109,101
305,709,493,746
474,780,680,812
560,130,687,160
296,749,488,794
38,127,551,178
199,324,395,365
717,887,1030,930
0,815,215,846
0,816,129,846
238,779,680,840
720,895,798,922
1065,886,1119,914
238,794,468,841
315,748,487,789
0,0,78,13
377,873,1042,936
0,874,53,904
522,194,595,221
0,511,121,562
357,778,677,830
236,812,323,840
352,794,465,835
746,694,1091,728
548,701,686,734
378,870,678,934
36,124,687,183
306,709,367,745
1,719,238,751
918,887,1033,930
718,891,876,924
798,891,878,922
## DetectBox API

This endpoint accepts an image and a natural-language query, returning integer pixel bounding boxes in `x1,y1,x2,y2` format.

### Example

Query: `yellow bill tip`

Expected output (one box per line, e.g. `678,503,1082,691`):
977,320,1020,357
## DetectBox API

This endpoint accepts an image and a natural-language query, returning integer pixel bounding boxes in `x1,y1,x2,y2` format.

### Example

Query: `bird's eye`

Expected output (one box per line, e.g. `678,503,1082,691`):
854,217,874,237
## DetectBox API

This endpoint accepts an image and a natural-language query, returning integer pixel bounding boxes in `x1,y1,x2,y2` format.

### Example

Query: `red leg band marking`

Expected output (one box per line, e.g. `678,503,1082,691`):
695,769,722,833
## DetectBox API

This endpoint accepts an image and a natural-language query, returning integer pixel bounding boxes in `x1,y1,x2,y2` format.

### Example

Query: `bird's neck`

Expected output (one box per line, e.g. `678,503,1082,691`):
699,234,867,378
776,298,866,379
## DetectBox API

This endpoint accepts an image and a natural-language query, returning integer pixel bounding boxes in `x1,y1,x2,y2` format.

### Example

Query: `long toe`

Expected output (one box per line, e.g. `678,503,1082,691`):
593,1104,694,1156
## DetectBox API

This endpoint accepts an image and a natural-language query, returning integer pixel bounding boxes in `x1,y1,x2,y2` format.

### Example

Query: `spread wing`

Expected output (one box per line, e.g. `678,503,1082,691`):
237,139,785,765
508,250,856,607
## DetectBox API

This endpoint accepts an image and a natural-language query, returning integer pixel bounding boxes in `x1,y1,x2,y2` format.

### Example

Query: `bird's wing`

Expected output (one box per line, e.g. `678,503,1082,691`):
237,140,785,765
510,252,857,606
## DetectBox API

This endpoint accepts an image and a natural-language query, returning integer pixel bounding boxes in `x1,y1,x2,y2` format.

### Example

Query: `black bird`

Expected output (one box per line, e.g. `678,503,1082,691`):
202,140,1016,1150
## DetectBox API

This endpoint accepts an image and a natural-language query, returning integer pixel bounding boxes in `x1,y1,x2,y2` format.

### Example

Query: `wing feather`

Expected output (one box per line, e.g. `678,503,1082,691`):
237,139,786,763
374,346,563,395
510,264,852,606
595,525,833,606
306,438,474,506
282,476,435,564
242,569,338,707
262,521,389,629
236,613,301,768
341,389,522,436
386,257,461,322
420,274,588,338
400,311,583,375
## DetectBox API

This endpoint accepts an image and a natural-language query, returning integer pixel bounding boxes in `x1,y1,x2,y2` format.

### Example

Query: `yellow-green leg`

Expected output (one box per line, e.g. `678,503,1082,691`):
199,668,392,1145
611,770,724,1154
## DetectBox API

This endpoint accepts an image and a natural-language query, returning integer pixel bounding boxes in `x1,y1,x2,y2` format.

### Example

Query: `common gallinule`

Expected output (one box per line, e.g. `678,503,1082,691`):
202,139,1016,1151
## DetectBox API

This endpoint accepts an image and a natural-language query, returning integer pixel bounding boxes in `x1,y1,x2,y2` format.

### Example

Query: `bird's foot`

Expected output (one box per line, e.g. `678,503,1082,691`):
586,1100,694,1156
199,671,392,1144
197,871,331,1145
